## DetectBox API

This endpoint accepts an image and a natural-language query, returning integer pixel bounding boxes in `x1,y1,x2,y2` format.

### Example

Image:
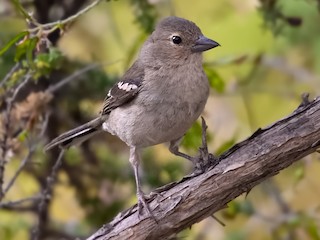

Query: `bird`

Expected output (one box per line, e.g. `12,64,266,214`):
44,16,220,216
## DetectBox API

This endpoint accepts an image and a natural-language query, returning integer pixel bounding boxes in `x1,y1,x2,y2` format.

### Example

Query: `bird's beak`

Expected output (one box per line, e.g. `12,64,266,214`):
192,35,220,53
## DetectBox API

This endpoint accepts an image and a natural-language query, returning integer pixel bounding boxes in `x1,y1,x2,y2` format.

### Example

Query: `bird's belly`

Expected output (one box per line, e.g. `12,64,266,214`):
103,99,205,148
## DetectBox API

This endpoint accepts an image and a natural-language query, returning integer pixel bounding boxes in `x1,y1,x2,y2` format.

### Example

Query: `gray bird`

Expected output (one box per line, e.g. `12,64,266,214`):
44,16,220,215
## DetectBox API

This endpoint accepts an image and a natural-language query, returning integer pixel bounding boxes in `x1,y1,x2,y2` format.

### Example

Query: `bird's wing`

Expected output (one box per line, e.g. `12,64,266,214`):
101,78,142,115
101,61,144,115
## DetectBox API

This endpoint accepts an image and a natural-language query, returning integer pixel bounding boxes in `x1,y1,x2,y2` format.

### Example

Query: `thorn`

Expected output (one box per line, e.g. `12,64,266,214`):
211,214,226,227
245,189,252,198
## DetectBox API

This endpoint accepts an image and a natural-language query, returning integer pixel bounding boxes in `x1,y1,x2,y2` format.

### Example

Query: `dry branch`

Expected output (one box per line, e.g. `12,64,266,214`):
87,94,320,240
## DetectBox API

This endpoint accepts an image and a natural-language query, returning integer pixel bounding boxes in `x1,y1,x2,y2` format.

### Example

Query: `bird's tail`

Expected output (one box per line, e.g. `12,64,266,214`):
44,117,103,151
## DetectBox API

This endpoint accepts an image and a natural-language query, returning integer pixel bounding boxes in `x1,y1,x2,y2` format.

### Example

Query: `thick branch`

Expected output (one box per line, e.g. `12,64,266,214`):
88,95,320,240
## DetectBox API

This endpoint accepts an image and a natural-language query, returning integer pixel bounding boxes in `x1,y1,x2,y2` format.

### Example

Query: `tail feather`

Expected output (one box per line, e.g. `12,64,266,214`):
44,117,103,151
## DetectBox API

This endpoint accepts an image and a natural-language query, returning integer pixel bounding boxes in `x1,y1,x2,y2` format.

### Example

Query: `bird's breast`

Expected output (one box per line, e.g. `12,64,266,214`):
104,62,210,148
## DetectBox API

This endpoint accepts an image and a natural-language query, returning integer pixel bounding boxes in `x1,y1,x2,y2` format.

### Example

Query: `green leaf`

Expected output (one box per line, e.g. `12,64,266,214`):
14,39,29,62
26,37,38,69
14,36,38,63
17,130,28,142
33,48,63,78
204,66,225,93
5,68,26,88
0,31,28,56
48,48,63,64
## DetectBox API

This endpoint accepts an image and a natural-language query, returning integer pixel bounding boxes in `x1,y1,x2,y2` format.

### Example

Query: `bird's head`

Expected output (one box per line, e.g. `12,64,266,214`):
140,16,220,67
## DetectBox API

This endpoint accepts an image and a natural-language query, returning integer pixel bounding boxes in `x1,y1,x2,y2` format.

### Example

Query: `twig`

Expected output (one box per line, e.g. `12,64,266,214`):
0,73,32,201
249,180,296,239
0,194,40,208
263,180,291,214
47,63,101,93
211,214,226,227
28,0,103,35
0,62,20,89
3,111,50,195
31,148,65,240
3,145,35,195
47,60,120,94
38,111,51,139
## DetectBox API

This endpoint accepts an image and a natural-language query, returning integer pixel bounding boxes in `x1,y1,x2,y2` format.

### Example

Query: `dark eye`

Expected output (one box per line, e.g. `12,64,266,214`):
172,36,182,44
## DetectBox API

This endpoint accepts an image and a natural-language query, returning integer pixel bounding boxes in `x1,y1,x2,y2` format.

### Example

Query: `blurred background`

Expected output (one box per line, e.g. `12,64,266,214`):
1,0,320,239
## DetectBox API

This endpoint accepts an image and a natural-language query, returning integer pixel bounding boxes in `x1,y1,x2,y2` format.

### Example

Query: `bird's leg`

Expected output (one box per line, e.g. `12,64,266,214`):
198,117,219,170
169,118,219,173
169,137,199,166
129,147,153,217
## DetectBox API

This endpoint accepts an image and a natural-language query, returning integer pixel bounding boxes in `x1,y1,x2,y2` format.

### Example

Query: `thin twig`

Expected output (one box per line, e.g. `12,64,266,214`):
47,63,101,93
0,194,40,208
38,111,51,139
31,148,65,240
3,145,35,195
263,180,291,214
0,62,20,89
28,0,103,34
3,110,50,199
211,214,226,227
47,60,120,94
0,73,32,201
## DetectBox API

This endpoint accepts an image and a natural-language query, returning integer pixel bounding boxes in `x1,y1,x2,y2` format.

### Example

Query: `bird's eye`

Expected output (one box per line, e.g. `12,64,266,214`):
172,36,182,44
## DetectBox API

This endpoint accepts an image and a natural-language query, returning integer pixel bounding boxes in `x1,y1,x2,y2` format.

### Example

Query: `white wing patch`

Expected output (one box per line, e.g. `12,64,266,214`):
117,81,138,92
102,122,109,132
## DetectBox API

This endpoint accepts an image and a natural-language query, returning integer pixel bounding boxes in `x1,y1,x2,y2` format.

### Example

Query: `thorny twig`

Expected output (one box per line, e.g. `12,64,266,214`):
0,73,32,201
31,148,65,240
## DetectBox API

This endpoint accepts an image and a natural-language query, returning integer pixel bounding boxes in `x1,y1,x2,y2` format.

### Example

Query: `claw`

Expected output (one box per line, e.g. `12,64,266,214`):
137,191,151,215
136,190,158,223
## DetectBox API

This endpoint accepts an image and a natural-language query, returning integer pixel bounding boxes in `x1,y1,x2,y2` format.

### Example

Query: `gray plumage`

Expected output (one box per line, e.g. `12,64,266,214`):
45,16,220,215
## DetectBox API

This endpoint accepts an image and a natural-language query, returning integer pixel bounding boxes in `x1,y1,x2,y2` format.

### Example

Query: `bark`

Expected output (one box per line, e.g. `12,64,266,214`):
87,94,320,240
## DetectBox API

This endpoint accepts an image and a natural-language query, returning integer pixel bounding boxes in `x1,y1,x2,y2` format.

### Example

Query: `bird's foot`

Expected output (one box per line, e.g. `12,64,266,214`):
137,190,157,222
192,153,220,175
149,190,164,199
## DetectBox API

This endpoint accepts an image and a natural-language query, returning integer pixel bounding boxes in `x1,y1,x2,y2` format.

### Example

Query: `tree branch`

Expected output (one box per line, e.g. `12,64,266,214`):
87,94,320,240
